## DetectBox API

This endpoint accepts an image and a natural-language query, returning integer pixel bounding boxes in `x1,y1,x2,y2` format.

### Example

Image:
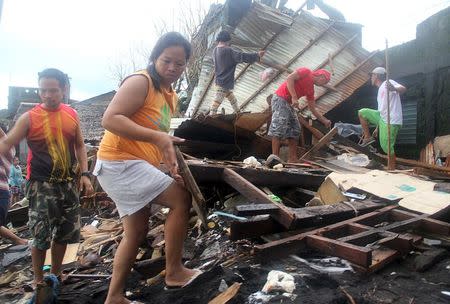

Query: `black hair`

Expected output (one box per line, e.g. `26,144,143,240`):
216,30,231,42
146,32,191,91
38,68,69,88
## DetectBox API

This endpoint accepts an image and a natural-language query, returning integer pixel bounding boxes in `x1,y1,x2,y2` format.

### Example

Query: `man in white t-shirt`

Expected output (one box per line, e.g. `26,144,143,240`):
358,67,406,160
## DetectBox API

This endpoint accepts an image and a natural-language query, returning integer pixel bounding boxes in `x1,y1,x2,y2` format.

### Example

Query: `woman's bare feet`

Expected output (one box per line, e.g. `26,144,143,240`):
165,267,202,287
104,295,131,304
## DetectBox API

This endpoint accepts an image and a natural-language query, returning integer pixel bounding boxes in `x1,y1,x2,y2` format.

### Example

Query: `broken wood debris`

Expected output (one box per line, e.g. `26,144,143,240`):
255,205,450,272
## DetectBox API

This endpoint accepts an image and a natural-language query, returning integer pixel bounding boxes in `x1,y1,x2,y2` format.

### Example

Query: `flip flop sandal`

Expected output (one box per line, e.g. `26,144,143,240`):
164,269,203,291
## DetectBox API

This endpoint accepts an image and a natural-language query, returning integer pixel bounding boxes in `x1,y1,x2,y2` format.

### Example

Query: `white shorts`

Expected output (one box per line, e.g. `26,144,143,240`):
93,159,173,218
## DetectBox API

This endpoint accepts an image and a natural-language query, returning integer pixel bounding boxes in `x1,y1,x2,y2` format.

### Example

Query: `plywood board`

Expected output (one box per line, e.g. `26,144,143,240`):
44,243,80,266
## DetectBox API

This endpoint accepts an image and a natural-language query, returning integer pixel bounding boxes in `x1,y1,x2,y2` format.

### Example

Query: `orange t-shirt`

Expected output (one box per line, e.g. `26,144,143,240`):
26,103,79,182
98,70,178,166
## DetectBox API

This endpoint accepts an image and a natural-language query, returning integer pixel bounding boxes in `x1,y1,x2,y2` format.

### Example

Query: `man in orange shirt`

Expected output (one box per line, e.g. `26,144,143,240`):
0,68,93,300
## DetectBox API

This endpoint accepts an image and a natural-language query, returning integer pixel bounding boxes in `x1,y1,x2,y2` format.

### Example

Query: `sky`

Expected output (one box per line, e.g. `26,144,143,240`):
0,0,449,109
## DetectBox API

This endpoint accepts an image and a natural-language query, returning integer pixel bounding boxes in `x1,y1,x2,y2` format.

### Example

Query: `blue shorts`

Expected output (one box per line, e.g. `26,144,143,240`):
0,189,10,227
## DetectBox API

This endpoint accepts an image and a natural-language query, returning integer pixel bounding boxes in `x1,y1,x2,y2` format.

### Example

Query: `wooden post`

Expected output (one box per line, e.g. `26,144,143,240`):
175,147,208,227
385,39,395,170
299,127,337,160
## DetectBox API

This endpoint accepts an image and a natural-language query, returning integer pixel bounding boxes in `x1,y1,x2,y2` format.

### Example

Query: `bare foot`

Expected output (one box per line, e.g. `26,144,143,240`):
104,295,131,304
165,267,201,287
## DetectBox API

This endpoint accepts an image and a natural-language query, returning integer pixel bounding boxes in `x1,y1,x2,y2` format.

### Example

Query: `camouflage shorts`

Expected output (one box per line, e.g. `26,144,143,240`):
26,180,80,250
268,94,301,139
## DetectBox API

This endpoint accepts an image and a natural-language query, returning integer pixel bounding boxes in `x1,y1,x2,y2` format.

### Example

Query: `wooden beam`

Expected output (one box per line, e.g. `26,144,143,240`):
175,147,208,227
222,168,296,229
235,204,279,216
255,205,397,253
239,22,335,111
230,215,279,241
317,34,359,70
298,115,324,139
300,127,337,160
297,33,360,112
306,234,372,267
314,51,379,103
378,154,450,173
187,160,326,188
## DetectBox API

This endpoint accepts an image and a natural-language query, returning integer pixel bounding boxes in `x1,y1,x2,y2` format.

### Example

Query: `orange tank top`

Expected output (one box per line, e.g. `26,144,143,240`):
98,70,178,166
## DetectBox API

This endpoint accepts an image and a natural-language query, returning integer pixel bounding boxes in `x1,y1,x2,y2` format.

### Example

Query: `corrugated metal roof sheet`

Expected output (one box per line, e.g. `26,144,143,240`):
186,2,383,120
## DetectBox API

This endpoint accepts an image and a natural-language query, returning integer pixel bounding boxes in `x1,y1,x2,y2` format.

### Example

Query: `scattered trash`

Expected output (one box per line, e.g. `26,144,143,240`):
290,255,354,273
261,270,295,293
337,153,370,167
243,156,262,168
213,211,247,221
218,279,228,292
423,238,442,246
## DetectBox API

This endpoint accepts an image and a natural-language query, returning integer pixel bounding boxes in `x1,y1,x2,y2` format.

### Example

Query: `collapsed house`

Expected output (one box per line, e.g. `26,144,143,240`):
1,1,449,304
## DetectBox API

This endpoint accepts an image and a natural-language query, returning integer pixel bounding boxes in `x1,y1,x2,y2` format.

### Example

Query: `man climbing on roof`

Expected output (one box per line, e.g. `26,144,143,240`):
268,67,332,163
358,67,406,167
209,30,265,115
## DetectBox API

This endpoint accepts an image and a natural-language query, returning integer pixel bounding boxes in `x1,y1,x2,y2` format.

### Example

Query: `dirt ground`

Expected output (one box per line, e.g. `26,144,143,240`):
55,248,450,304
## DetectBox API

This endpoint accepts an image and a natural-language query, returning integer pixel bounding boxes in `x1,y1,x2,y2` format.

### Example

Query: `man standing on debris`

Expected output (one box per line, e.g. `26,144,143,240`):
209,30,265,114
0,68,93,291
95,32,200,303
0,125,28,246
358,67,406,165
269,67,332,162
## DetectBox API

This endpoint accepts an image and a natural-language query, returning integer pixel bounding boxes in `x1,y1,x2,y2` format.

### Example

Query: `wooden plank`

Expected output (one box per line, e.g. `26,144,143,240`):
187,160,326,188
230,215,279,241
208,282,242,304
222,168,296,229
306,234,372,267
235,204,279,216
300,127,338,160
255,205,397,253
314,51,379,104
368,248,401,273
379,154,450,173
290,200,381,228
298,115,324,140
175,147,208,227
337,213,430,244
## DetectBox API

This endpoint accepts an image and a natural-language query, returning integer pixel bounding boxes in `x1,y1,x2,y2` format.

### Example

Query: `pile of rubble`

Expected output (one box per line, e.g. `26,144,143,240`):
1,113,449,304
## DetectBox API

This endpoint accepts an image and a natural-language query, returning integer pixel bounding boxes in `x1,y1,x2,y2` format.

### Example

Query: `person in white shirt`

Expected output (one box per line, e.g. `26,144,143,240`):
358,67,407,162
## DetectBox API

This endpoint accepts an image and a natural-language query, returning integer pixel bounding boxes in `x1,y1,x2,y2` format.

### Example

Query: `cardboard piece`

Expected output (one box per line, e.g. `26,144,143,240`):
399,191,450,215
44,243,80,266
328,170,450,214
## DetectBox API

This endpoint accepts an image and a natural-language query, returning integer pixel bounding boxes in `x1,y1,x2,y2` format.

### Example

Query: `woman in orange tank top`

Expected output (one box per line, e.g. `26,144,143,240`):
95,32,202,304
